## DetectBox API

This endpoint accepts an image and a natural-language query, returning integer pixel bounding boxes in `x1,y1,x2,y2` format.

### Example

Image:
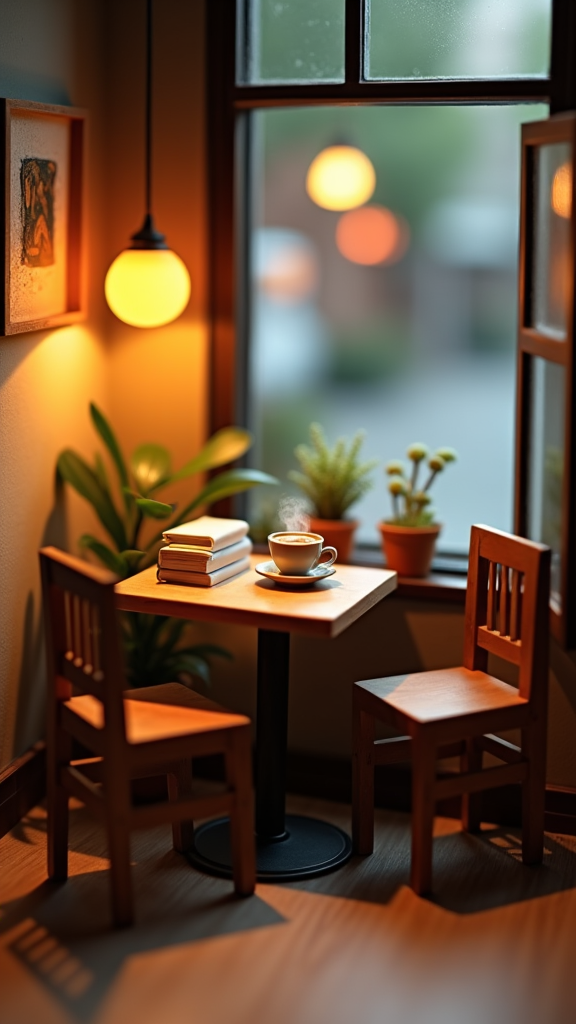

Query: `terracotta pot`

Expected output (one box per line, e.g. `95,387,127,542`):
378,522,441,578
309,517,359,564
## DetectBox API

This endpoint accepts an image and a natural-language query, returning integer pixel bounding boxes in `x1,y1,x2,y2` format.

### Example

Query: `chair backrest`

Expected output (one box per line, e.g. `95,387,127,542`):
39,546,128,745
463,525,551,709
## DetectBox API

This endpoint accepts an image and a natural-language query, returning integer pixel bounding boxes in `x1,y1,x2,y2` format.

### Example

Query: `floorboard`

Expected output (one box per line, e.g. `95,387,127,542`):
2,795,576,1024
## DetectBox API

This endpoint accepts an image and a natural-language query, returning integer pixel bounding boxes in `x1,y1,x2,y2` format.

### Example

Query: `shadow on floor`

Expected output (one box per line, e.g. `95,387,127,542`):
1,863,284,1022
292,812,576,915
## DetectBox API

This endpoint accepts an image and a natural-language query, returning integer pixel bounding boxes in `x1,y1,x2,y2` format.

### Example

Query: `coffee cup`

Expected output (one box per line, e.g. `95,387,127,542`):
268,532,338,576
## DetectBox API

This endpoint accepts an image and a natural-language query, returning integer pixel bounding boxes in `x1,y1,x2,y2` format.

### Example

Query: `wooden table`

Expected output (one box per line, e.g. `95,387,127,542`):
116,555,397,881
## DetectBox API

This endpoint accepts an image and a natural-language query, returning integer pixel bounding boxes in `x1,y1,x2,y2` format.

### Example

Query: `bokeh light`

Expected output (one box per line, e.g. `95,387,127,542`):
335,205,409,265
552,161,572,219
258,234,319,304
306,145,376,211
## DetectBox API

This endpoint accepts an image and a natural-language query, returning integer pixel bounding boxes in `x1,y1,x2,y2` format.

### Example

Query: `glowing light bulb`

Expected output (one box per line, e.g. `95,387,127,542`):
552,161,572,219
306,145,376,211
336,205,409,265
105,248,191,328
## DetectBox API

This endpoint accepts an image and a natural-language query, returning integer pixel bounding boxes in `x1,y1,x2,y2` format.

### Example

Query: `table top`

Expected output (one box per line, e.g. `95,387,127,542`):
115,556,397,639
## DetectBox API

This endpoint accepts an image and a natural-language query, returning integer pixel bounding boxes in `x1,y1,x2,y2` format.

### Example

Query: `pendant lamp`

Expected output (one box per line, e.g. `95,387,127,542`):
105,0,191,328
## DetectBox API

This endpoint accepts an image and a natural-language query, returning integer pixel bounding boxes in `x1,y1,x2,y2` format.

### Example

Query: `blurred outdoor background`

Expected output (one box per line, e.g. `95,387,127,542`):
245,0,551,553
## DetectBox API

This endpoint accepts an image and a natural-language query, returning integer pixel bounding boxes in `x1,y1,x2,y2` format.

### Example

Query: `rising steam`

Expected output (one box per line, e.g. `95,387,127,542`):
277,497,310,532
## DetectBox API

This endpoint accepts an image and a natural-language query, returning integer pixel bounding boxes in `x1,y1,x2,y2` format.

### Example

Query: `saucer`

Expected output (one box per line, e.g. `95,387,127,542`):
255,560,336,586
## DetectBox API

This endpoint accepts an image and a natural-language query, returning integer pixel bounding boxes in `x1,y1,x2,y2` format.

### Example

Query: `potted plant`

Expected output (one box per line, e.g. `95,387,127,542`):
288,423,377,562
379,443,457,577
57,403,277,687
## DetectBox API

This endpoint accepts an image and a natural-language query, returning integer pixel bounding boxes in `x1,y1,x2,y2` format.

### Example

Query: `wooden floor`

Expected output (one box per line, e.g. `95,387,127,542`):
2,795,576,1024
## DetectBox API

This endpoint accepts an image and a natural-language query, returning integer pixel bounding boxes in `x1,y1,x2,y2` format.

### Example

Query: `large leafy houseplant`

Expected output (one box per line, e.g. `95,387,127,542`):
57,403,277,687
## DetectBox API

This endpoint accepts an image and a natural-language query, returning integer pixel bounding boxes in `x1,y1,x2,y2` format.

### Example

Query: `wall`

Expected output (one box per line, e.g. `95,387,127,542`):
0,0,208,771
0,0,110,769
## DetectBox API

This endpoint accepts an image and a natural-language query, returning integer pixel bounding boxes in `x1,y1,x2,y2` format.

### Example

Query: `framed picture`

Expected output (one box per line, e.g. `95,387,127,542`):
1,98,85,336
514,112,576,648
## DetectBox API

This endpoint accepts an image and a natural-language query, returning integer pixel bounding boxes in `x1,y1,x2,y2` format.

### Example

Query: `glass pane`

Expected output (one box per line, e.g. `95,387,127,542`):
242,0,345,84
527,357,564,602
366,0,551,81
246,104,546,553
530,142,573,340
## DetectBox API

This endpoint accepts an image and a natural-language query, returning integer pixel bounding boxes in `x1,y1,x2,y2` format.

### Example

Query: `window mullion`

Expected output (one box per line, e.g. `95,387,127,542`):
345,0,364,85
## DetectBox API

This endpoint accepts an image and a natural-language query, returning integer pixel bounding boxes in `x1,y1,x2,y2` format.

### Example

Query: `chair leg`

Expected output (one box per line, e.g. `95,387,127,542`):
352,695,376,856
105,776,134,927
47,728,71,882
521,721,546,865
226,728,256,896
410,734,436,895
461,737,483,833
168,760,195,853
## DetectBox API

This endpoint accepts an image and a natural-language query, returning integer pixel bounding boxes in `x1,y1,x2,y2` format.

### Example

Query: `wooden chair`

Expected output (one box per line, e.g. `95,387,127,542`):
352,525,551,895
40,546,255,926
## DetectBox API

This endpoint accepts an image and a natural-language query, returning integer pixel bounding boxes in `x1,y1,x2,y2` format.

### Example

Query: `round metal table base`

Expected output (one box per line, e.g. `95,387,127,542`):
187,814,352,882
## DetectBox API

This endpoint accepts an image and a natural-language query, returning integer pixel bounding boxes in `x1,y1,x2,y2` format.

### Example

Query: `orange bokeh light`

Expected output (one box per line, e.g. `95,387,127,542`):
335,205,409,265
552,161,572,219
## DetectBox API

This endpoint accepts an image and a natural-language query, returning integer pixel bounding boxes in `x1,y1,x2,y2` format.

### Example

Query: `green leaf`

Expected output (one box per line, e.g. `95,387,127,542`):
170,427,253,482
58,450,127,550
122,549,147,572
135,497,174,519
80,535,126,575
130,444,172,496
90,404,129,487
174,468,278,521
94,452,111,493
145,468,278,552
172,653,211,686
184,643,233,661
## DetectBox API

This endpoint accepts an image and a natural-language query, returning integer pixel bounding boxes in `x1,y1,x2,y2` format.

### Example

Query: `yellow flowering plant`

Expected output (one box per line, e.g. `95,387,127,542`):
385,443,457,527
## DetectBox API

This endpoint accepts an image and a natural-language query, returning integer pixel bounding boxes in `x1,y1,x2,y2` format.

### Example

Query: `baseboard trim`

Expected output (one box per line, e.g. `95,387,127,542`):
0,742,46,839
2,744,575,841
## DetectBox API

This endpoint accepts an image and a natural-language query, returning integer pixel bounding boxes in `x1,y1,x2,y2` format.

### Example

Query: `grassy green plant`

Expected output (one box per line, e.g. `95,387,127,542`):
57,403,277,687
289,422,377,520
384,443,457,526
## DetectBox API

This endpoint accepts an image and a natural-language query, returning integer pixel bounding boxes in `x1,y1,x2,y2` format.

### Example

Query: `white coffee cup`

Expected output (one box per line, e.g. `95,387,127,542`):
268,531,338,576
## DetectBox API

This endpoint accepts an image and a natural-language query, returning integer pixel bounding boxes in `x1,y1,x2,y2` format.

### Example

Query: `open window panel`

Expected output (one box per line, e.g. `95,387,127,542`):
515,113,576,647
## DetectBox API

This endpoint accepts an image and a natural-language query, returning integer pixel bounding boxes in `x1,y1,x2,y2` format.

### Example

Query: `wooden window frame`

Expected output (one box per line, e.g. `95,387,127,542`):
515,112,576,647
205,0,575,595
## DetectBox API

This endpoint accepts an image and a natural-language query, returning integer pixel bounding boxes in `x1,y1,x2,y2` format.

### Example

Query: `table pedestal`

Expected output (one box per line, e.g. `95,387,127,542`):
187,628,352,882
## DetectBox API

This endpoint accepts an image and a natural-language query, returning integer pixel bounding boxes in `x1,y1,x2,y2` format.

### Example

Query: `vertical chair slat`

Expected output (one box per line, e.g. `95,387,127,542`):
510,569,521,642
499,565,510,637
487,561,497,631
82,599,93,674
72,594,83,668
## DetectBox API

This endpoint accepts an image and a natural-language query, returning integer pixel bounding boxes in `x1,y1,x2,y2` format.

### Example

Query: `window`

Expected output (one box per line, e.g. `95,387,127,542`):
206,0,572,571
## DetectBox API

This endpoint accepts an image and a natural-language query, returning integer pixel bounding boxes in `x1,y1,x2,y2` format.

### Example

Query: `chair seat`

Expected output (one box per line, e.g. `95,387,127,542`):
65,682,250,745
356,666,527,725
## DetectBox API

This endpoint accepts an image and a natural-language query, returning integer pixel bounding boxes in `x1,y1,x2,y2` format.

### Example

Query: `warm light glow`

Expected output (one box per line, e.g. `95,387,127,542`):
306,145,376,211
552,161,572,219
259,242,318,303
105,248,191,328
336,205,409,265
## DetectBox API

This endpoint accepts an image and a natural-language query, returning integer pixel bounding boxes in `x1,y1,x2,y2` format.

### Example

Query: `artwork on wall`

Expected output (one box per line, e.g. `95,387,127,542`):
1,98,85,336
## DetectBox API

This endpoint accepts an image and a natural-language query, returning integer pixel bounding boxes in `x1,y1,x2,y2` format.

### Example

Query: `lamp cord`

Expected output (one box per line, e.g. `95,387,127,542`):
145,0,152,217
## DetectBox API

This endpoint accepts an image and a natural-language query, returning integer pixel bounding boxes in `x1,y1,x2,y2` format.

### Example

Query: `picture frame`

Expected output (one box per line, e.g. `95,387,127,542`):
0,98,85,336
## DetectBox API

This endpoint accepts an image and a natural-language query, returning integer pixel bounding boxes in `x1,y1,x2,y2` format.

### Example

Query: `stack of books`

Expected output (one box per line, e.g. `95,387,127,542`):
157,516,252,587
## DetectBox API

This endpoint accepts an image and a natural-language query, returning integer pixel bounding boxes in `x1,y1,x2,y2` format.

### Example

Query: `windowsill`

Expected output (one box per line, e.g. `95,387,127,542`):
251,543,468,604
